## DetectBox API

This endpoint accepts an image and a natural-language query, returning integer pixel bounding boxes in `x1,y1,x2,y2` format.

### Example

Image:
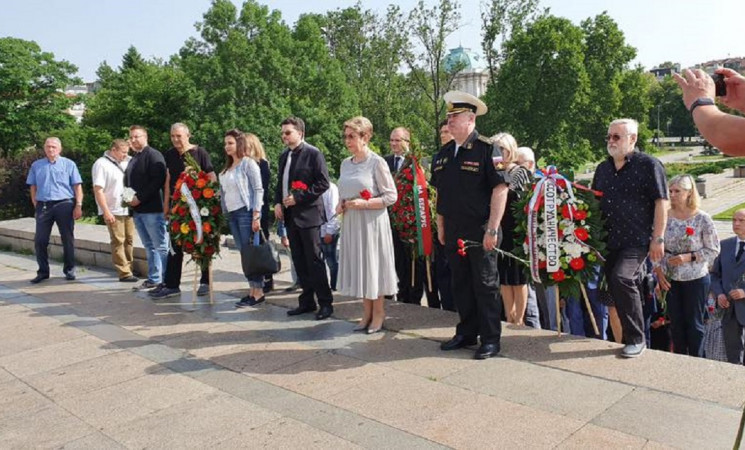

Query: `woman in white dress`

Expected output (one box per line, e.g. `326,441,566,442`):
337,116,398,333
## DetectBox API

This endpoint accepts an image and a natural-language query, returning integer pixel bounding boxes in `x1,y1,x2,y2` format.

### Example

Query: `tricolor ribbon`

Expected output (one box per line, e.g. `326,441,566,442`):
180,182,203,244
411,156,433,258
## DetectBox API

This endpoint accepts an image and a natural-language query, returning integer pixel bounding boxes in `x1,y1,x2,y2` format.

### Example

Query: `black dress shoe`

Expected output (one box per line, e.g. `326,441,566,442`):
29,274,49,284
65,273,76,281
474,343,500,360
287,305,316,316
315,305,333,320
440,335,478,351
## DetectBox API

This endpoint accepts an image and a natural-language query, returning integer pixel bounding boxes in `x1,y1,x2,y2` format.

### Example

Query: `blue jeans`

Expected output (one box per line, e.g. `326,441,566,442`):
229,207,263,288
320,233,339,290
133,212,168,284
565,291,608,339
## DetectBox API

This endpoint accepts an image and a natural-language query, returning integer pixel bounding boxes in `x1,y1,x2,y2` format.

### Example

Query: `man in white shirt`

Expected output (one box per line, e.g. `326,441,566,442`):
320,181,340,290
91,139,138,282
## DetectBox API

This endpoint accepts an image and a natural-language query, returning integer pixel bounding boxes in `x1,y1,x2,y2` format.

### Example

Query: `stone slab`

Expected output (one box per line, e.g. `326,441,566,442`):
592,388,741,449
442,357,633,422
0,405,95,449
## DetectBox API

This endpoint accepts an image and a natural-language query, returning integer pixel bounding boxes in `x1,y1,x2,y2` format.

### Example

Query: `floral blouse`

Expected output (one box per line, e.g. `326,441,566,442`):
661,211,720,281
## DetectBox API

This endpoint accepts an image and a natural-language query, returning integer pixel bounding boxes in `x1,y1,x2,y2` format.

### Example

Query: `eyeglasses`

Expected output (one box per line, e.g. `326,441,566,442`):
343,133,357,140
281,131,294,136
605,133,630,142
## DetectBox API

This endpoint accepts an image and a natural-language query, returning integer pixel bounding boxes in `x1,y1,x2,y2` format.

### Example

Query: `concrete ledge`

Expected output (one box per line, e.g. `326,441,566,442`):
0,217,149,276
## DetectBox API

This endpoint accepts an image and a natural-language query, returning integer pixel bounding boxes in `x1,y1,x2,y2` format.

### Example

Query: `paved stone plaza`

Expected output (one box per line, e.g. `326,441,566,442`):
1,242,744,448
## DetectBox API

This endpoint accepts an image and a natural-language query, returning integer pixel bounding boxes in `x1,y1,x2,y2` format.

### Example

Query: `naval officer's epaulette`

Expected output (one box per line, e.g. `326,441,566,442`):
477,135,492,145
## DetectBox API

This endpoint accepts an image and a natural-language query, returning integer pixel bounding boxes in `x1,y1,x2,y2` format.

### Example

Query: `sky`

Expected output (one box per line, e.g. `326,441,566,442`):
1,0,743,82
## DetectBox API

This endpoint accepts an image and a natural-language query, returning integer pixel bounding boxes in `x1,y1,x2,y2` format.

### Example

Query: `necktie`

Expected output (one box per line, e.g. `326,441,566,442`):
395,156,402,172
737,241,745,262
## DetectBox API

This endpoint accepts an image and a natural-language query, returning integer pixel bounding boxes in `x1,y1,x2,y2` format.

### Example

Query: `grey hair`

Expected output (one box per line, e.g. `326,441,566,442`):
170,122,190,134
516,146,535,162
608,118,638,135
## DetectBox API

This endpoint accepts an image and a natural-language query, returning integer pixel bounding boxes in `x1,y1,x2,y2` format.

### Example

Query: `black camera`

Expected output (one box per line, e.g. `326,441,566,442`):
712,73,727,97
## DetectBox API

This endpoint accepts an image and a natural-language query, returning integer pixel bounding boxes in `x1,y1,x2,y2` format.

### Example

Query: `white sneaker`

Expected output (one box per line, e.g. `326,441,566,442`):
621,342,646,358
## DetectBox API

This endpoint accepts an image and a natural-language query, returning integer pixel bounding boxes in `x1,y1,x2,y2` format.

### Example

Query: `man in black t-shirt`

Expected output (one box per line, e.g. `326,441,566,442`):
591,118,668,358
150,123,217,299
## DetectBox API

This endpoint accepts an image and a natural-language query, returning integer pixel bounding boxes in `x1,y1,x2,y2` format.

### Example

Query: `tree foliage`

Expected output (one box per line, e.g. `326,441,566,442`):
0,37,80,157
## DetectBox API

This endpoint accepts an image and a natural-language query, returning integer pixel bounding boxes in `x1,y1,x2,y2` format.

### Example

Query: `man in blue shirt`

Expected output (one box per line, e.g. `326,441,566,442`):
26,137,84,283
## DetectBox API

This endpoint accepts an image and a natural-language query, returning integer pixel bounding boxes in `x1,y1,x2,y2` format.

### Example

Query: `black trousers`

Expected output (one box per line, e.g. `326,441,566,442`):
605,247,647,345
34,199,76,277
286,220,333,309
722,307,745,364
434,240,455,311
445,220,502,345
164,237,210,289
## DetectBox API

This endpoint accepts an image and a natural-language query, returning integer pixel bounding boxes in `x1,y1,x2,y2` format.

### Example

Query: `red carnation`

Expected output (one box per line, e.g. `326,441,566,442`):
204,246,215,256
184,242,194,253
185,177,195,188
574,228,589,241
561,204,577,219
211,205,221,216
685,226,695,236
171,222,180,233
192,189,202,199
539,260,547,269
360,189,372,200
178,206,187,217
574,210,587,221
556,179,567,189
457,249,467,257
172,190,180,201
569,257,585,271
457,239,465,248
188,220,196,231
291,180,308,191
552,270,566,282
707,305,715,313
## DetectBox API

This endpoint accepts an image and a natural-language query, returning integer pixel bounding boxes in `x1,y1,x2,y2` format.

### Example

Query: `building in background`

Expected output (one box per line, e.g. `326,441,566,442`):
444,46,489,98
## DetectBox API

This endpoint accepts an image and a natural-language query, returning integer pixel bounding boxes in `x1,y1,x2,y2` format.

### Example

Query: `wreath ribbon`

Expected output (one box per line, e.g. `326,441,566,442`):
180,182,203,244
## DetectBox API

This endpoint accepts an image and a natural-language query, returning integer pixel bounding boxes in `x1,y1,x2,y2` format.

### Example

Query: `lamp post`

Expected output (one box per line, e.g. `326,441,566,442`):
656,104,661,148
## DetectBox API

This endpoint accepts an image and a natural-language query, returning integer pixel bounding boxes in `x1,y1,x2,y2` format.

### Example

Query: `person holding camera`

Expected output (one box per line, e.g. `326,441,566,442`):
673,68,745,155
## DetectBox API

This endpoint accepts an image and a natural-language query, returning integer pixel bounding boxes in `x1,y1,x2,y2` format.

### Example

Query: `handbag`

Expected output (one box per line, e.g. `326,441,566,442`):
241,231,281,278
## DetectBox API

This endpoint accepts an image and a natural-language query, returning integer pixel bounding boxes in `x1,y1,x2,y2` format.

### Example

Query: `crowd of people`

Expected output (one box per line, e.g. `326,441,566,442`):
24,67,745,364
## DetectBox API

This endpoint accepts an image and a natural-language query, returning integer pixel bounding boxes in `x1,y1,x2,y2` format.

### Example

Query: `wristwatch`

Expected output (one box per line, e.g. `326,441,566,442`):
690,252,697,262
689,97,715,114
653,236,664,244
486,228,498,237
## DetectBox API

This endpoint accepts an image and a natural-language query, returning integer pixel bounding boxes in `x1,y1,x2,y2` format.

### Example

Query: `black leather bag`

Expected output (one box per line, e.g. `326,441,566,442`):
241,232,281,278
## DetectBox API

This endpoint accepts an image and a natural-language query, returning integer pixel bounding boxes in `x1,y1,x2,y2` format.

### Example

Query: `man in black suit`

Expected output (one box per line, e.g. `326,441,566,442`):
274,116,334,320
711,209,745,364
385,127,438,307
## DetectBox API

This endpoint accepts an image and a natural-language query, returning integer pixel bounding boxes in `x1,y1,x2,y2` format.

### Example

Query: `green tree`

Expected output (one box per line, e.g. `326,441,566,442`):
580,12,639,158
83,46,199,151
320,4,422,153
484,15,591,169
403,0,463,150
0,37,80,157
178,0,295,167
480,0,542,92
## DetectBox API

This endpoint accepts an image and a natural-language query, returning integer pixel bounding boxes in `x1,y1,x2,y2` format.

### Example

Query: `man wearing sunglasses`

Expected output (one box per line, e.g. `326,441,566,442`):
591,118,668,358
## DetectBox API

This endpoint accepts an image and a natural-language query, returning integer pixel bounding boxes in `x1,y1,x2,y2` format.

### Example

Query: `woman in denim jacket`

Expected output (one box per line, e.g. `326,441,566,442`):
219,129,265,306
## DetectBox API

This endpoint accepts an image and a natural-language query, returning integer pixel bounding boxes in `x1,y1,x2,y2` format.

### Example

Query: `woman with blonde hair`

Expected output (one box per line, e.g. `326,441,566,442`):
655,174,719,357
337,116,398,333
219,129,265,307
491,132,532,325
244,133,274,292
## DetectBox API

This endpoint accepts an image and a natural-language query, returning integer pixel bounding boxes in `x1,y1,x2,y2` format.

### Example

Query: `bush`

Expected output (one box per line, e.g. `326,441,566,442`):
665,157,745,179
0,151,38,220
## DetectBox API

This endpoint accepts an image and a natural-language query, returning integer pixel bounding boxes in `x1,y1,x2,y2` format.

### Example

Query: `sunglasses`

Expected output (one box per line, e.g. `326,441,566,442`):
605,133,630,142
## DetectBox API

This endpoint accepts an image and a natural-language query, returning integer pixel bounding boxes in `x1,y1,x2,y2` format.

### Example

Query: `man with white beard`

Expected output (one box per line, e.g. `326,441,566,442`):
591,118,668,358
